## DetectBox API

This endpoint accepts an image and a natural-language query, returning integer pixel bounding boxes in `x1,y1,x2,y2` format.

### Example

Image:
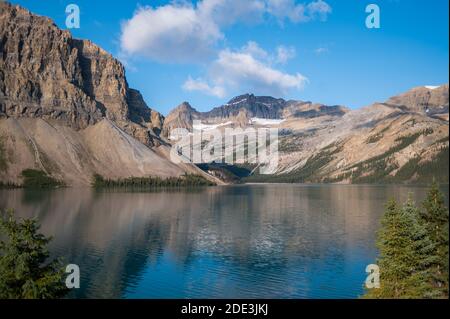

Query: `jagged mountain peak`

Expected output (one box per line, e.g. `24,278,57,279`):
161,102,201,137
175,101,197,112
0,1,163,146
202,93,288,120
226,93,254,104
225,93,286,107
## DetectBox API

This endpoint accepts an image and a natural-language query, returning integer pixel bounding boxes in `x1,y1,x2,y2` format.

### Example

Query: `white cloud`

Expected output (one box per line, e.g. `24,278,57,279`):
198,0,266,26
267,0,332,23
276,46,296,64
120,0,331,63
120,3,221,63
212,47,308,93
306,0,333,21
183,77,226,98
183,42,308,98
242,41,270,60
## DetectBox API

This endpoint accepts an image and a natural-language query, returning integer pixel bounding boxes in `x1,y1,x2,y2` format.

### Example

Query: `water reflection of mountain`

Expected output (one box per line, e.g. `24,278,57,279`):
0,185,441,298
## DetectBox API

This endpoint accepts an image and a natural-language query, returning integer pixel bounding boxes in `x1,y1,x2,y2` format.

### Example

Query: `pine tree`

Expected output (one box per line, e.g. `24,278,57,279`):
401,198,437,298
365,199,404,298
0,209,68,299
365,197,437,298
420,182,449,297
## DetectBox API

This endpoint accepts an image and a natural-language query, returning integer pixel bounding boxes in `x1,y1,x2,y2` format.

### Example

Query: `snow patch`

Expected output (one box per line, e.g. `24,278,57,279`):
250,118,285,125
224,99,247,106
257,102,277,107
425,85,439,90
193,121,233,131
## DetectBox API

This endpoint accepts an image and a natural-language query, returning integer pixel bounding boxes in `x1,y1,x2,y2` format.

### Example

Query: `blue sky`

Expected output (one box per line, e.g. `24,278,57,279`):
11,0,449,115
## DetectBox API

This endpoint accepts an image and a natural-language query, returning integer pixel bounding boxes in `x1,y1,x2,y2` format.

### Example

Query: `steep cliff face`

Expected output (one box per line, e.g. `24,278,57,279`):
0,2,163,146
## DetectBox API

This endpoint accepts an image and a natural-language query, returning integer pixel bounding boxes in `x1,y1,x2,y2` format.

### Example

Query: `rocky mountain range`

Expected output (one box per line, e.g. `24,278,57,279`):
162,94,349,136
0,2,448,186
162,85,449,184
270,85,449,184
0,2,220,186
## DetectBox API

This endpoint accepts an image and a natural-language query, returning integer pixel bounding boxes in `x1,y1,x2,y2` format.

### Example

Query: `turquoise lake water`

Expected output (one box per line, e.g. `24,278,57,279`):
1,184,447,298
